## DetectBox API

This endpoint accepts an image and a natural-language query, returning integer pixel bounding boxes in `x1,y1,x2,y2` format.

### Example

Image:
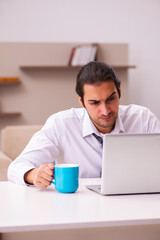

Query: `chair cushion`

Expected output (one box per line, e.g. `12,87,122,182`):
1,125,42,160
0,151,12,180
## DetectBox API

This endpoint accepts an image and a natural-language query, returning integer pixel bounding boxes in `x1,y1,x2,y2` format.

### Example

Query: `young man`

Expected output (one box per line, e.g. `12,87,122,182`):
8,62,160,188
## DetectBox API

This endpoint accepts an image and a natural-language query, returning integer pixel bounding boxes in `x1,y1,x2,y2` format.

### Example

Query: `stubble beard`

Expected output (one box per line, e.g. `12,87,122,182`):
90,113,117,132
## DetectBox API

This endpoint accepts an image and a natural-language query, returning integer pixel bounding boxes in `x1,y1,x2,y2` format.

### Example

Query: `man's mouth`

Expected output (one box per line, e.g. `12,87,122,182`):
100,113,113,121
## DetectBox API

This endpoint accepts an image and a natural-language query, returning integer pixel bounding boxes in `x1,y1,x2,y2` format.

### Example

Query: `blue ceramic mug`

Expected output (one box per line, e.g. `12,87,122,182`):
51,164,79,193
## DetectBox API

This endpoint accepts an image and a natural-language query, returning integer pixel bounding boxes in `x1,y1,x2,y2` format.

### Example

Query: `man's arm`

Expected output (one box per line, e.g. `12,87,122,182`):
8,116,61,185
24,163,54,188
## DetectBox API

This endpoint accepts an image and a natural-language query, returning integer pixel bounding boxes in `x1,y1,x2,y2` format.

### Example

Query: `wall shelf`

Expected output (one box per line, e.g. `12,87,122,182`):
20,65,136,70
0,77,20,84
0,112,22,118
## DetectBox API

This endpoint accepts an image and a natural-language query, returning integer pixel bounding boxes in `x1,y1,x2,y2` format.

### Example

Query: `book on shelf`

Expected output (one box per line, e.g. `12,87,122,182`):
68,44,97,66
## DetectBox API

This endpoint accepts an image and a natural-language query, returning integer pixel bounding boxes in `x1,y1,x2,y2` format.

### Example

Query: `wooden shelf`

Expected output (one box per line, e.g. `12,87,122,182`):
20,65,136,70
0,77,20,84
20,65,80,70
0,112,22,118
111,65,136,69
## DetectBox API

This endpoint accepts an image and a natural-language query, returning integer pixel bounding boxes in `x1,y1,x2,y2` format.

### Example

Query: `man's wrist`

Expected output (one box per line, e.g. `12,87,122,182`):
24,168,37,185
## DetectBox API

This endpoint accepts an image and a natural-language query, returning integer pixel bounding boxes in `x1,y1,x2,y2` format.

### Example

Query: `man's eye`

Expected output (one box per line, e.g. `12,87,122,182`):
110,97,115,101
90,101,99,105
109,96,116,102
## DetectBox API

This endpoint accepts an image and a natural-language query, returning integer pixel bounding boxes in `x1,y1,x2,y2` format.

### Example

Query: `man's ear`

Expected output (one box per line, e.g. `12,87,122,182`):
78,96,84,108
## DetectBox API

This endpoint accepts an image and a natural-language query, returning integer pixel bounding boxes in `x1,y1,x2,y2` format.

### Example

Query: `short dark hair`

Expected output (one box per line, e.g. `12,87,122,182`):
75,61,121,103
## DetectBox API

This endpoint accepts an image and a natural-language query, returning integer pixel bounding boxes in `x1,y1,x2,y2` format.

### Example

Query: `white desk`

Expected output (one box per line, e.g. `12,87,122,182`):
1,179,160,240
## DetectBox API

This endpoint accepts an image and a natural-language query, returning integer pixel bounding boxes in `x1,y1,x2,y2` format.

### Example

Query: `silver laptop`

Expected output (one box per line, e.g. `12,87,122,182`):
86,133,160,195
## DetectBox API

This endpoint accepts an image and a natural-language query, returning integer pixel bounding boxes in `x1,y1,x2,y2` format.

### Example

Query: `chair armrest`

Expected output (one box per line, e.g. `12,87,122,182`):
0,151,12,181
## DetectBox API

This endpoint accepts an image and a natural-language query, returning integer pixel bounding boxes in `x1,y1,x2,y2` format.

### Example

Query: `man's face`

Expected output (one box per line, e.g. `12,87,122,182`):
78,81,120,134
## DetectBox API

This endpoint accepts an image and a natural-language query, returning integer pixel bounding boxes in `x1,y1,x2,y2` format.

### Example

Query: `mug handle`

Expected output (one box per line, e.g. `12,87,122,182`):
51,180,55,185
51,161,56,185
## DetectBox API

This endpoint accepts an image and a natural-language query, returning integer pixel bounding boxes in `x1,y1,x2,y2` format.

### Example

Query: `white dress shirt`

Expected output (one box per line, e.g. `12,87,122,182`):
8,104,160,185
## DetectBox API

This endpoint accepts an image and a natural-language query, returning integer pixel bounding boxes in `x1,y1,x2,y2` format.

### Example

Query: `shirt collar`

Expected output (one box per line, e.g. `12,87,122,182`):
82,109,100,137
111,113,125,134
82,108,125,137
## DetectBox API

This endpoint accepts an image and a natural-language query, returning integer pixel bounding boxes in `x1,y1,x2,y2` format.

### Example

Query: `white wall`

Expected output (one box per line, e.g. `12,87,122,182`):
0,0,160,118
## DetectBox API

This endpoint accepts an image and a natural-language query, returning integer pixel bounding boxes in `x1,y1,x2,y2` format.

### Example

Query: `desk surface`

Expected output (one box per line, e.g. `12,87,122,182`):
1,179,160,233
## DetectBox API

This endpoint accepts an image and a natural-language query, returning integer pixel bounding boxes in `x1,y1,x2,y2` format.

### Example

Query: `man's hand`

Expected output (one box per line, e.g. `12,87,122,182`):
24,163,54,188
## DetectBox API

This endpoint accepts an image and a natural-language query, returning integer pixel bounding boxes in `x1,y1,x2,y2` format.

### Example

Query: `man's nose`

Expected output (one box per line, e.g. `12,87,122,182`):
100,103,110,115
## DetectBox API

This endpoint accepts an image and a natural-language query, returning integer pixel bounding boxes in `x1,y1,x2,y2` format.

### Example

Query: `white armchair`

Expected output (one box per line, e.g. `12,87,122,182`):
0,125,42,180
